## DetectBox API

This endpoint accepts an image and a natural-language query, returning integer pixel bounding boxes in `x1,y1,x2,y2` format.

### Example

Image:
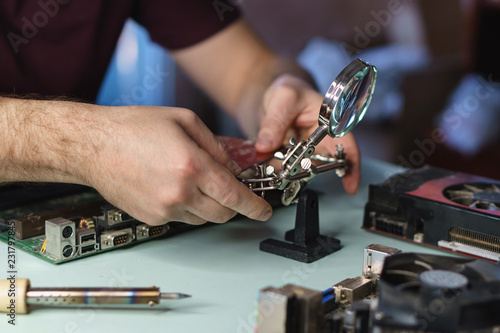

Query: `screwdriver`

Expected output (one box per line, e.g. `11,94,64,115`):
1,278,191,314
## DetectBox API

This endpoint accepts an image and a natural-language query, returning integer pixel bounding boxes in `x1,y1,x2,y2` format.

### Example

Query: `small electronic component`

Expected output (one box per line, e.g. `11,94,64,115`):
332,276,372,305
136,224,169,241
332,244,400,306
79,217,95,229
103,204,134,226
257,284,324,333
0,278,190,315
100,228,134,249
45,218,77,260
362,244,402,279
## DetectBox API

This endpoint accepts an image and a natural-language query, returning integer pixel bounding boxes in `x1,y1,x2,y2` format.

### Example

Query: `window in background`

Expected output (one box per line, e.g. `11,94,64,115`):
96,19,175,107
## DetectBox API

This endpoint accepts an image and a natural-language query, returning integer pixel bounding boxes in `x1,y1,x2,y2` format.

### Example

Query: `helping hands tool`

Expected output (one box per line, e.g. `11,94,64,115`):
240,58,377,206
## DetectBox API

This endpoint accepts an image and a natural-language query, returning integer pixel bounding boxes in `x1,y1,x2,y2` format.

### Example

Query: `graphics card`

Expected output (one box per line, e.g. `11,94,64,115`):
363,166,500,262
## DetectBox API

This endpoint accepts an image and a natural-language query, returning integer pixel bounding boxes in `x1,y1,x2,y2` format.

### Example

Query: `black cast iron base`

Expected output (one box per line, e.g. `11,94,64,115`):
260,190,341,263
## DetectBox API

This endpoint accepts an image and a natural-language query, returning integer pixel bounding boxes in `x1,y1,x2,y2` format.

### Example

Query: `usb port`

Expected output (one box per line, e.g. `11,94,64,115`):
76,228,96,246
80,244,96,255
80,234,96,243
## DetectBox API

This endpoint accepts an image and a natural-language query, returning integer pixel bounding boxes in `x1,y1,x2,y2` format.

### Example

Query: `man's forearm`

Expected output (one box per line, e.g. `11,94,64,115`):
172,19,316,139
0,97,104,185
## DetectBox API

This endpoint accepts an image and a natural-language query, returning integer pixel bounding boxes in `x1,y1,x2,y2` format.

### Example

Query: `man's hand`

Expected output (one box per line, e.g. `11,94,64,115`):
87,106,273,226
0,97,272,226
255,74,361,195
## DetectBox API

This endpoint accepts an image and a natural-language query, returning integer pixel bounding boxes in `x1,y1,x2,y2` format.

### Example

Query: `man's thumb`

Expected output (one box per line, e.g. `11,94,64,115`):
256,127,281,153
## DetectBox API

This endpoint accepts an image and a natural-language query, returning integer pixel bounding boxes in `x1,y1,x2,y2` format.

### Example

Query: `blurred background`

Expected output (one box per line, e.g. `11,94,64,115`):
97,0,500,180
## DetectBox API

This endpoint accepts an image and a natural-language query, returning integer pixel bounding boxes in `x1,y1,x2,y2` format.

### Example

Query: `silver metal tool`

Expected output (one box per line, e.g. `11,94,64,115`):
25,287,190,306
0,278,190,314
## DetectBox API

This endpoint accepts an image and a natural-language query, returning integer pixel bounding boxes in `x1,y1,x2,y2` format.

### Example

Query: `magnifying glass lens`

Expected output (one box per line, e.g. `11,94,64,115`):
321,59,377,138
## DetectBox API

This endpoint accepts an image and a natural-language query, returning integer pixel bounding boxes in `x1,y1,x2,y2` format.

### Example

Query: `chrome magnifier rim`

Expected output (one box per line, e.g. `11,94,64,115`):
319,58,377,138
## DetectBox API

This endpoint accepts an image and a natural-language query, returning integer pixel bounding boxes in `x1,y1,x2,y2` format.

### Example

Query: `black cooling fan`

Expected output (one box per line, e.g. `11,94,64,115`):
445,183,500,211
375,253,500,332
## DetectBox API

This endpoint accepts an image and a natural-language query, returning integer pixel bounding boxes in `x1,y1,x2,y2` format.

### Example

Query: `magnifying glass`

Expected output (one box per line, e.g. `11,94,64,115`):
320,58,377,137
309,58,377,146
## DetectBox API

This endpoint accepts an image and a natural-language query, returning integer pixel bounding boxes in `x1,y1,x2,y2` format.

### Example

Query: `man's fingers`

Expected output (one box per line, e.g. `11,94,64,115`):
180,211,208,226
316,133,360,195
187,191,239,224
171,112,271,223
198,155,273,221
176,110,241,175
152,205,207,226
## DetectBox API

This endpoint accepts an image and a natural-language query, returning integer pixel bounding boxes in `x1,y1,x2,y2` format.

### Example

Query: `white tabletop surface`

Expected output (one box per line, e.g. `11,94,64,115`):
0,158,447,333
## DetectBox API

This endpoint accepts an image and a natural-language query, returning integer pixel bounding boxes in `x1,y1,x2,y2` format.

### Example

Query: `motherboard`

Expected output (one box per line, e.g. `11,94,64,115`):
0,183,187,264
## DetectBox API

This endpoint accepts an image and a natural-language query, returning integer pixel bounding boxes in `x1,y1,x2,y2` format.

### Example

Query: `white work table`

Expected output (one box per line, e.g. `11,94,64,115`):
0,158,447,333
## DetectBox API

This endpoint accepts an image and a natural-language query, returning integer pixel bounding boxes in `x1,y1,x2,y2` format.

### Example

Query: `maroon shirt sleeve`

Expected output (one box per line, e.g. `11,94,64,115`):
131,0,241,50
0,0,241,100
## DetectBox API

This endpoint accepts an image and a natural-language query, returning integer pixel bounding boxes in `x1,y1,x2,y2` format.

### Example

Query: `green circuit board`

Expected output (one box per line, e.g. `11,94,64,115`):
0,185,177,264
